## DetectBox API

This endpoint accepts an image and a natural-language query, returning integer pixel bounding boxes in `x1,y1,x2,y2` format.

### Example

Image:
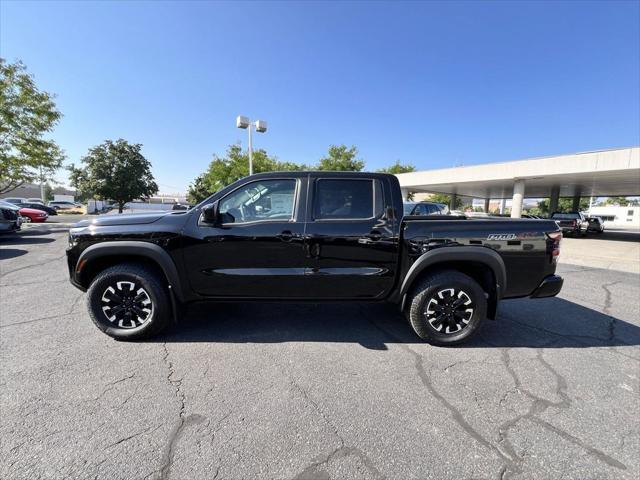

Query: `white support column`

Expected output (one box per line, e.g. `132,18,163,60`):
400,188,410,201
510,179,525,218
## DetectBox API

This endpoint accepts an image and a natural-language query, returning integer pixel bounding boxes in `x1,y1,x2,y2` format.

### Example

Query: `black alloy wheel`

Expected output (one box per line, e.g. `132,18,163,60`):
423,287,474,335
87,263,172,340
407,269,487,345
100,280,154,329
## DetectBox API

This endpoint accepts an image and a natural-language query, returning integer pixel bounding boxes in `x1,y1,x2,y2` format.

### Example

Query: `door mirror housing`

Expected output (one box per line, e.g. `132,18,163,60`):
201,201,220,225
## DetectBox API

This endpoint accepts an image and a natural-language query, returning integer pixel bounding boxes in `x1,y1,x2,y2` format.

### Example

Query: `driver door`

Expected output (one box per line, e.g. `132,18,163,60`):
182,177,309,298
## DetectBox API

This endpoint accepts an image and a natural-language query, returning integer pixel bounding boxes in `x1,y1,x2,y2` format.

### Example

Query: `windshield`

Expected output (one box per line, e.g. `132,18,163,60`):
552,213,580,220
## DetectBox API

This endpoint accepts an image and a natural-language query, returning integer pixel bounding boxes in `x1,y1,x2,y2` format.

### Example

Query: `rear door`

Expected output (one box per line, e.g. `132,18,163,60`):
303,175,399,299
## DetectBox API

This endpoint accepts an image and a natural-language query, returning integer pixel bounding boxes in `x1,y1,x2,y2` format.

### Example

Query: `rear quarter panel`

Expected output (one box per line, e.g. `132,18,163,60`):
402,218,560,297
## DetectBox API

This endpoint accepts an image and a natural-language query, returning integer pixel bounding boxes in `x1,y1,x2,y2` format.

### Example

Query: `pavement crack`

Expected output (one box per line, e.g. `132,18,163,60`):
154,344,206,480
495,347,626,472
0,253,66,277
105,424,161,449
90,373,136,402
361,308,518,476
601,281,622,340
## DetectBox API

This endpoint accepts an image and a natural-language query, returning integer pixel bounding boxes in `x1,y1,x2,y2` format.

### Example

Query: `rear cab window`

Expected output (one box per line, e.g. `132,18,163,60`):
312,178,383,220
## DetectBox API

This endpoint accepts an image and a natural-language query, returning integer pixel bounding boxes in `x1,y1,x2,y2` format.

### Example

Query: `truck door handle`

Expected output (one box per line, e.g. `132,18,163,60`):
277,230,293,241
367,230,382,241
359,230,382,244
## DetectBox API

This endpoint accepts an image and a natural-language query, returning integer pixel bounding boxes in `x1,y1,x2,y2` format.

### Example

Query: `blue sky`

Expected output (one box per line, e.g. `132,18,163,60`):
2,0,639,194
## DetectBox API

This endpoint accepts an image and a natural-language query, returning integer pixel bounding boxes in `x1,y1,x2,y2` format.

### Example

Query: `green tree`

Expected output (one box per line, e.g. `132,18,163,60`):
187,144,306,203
377,160,415,174
604,196,639,206
69,139,158,213
0,58,65,194
187,174,211,204
428,193,462,210
536,197,590,215
317,145,365,171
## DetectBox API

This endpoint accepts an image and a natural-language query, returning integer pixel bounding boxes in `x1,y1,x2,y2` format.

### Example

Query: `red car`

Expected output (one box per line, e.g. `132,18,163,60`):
19,207,48,223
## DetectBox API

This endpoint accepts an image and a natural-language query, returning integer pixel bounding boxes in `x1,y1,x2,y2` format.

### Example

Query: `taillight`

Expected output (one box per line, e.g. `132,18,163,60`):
572,220,577,226
546,231,562,261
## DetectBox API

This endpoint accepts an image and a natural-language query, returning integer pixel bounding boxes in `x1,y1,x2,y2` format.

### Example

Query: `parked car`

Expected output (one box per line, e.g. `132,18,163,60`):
586,216,605,233
551,212,589,237
26,198,45,204
48,201,79,210
0,200,22,233
172,203,193,211
403,201,449,216
18,207,48,223
16,202,58,216
67,171,563,345
2,197,27,205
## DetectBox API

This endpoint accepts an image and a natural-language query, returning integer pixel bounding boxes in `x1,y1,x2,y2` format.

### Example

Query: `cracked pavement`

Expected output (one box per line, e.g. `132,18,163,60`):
1,227,639,479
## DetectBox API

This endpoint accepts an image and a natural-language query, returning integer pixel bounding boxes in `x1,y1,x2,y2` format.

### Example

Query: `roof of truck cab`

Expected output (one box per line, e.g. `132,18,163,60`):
246,171,395,178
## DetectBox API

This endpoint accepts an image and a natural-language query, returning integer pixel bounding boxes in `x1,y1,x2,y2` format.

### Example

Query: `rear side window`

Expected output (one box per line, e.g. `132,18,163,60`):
313,179,380,220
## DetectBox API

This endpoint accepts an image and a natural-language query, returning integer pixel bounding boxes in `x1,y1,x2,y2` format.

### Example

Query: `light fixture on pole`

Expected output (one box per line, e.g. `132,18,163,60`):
236,115,268,176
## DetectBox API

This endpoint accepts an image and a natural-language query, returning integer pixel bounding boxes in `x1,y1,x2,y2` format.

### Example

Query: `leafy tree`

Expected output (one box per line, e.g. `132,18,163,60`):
0,58,65,194
187,144,306,203
377,160,415,174
317,145,364,171
69,139,158,213
604,196,639,206
428,193,463,210
535,197,590,215
187,174,211,204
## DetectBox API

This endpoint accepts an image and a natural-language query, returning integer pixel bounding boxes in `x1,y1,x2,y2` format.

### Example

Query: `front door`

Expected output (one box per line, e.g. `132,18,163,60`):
182,177,309,298
303,176,399,299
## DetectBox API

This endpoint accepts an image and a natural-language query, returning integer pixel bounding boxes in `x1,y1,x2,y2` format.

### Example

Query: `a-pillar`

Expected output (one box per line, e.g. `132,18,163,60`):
400,188,410,201
549,186,560,215
450,194,457,211
510,180,525,218
484,198,490,213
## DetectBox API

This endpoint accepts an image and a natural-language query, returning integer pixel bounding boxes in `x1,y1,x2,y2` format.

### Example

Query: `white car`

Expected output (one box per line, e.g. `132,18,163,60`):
2,197,27,205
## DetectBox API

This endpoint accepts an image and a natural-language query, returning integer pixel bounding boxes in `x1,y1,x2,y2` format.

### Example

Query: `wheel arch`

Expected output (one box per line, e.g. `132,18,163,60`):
76,241,184,302
398,246,506,319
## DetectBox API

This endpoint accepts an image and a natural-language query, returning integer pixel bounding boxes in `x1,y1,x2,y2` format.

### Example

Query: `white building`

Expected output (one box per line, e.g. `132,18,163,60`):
588,205,640,229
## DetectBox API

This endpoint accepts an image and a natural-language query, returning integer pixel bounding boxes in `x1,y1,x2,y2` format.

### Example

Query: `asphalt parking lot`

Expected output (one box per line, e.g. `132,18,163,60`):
1,226,639,480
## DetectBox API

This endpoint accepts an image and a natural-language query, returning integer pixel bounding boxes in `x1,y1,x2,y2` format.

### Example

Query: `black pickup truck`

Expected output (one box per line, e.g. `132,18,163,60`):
67,172,563,345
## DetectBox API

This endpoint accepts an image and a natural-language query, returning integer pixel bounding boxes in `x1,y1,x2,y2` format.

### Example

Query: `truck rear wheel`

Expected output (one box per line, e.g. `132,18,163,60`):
406,270,487,346
86,263,171,340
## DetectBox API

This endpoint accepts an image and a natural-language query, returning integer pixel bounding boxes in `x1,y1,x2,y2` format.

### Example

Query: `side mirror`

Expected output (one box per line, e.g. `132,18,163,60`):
201,201,219,225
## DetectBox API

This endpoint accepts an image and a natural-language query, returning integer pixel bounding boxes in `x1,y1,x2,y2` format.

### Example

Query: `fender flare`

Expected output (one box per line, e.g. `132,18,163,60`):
78,241,184,302
398,246,507,302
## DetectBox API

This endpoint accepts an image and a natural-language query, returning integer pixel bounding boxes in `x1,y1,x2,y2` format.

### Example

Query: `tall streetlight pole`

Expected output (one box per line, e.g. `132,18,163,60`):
236,116,268,176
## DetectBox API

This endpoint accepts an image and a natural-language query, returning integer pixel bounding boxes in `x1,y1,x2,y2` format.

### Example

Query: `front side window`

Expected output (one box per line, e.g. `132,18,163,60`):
314,179,378,220
219,179,297,224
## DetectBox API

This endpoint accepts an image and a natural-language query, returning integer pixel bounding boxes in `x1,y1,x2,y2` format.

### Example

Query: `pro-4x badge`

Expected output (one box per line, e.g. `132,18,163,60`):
487,233,517,241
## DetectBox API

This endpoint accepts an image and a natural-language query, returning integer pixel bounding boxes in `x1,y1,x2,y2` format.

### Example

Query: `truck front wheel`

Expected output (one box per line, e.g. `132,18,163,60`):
86,263,172,340
407,270,487,346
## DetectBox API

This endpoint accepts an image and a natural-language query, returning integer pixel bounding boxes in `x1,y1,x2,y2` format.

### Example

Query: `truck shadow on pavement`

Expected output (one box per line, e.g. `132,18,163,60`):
155,297,640,350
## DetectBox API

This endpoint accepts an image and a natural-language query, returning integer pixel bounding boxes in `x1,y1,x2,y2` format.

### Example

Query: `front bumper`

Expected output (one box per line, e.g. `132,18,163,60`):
530,275,564,298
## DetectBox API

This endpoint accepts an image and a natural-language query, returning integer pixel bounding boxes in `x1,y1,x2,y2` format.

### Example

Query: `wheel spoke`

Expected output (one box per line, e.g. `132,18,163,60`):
425,288,475,335
101,281,153,330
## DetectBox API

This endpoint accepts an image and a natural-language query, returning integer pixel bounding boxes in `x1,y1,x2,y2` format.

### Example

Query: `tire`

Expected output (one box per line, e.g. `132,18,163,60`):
22,216,31,223
86,263,172,340
406,270,487,346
